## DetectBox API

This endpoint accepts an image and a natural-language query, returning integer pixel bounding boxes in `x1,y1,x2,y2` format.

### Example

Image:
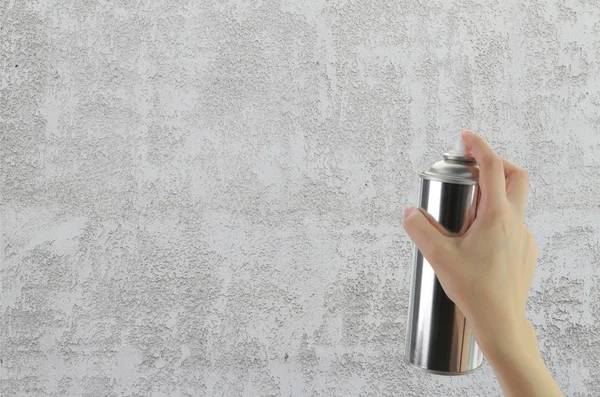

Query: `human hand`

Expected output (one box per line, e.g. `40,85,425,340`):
403,130,562,397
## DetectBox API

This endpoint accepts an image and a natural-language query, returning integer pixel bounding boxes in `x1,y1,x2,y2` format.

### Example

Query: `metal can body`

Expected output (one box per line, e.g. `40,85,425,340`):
405,154,482,375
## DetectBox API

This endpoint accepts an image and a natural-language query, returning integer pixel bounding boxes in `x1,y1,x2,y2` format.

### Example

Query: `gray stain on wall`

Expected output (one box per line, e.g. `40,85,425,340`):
2,1,600,396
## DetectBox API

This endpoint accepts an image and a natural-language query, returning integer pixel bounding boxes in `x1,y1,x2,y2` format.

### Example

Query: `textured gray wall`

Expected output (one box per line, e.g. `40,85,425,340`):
2,1,600,396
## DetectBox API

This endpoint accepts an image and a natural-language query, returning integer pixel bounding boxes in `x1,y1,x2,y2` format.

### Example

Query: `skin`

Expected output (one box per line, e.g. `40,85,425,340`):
403,130,563,397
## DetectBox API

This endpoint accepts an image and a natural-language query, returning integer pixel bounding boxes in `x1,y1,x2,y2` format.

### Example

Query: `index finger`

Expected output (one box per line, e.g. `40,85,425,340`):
461,130,507,212
501,157,529,213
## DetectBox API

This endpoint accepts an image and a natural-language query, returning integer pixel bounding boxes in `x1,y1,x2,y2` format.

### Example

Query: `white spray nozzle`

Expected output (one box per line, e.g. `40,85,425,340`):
451,139,466,156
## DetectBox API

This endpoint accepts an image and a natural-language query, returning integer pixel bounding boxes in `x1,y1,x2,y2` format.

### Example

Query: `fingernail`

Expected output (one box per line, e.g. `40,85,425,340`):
462,130,473,136
404,206,417,219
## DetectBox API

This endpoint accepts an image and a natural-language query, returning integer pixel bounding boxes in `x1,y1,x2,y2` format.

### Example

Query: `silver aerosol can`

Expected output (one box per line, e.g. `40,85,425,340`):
405,140,483,375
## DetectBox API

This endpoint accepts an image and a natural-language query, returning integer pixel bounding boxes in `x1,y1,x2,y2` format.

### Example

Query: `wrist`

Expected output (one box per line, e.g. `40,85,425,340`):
473,316,563,397
471,312,539,364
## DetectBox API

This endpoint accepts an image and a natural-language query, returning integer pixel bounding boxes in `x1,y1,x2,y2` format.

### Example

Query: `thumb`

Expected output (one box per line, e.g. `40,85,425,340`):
403,206,452,267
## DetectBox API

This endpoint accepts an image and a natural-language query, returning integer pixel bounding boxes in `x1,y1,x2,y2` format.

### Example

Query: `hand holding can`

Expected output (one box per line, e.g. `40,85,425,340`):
404,132,482,375
404,130,563,396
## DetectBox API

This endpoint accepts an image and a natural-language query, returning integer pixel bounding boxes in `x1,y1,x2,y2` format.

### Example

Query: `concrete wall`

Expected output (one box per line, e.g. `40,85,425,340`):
2,1,599,396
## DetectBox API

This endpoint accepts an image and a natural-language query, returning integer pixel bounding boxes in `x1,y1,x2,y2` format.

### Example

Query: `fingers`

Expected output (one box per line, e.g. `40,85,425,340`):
417,206,458,237
461,130,529,214
404,206,454,268
461,130,507,213
501,158,529,213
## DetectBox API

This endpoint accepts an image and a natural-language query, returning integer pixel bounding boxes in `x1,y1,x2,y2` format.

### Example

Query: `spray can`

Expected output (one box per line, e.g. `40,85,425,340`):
405,140,482,375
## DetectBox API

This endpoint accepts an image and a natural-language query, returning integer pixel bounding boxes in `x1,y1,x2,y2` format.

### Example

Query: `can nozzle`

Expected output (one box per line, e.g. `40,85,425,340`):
451,139,466,157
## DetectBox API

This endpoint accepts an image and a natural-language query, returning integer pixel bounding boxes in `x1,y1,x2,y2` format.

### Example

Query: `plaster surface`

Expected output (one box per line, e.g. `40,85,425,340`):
2,1,600,396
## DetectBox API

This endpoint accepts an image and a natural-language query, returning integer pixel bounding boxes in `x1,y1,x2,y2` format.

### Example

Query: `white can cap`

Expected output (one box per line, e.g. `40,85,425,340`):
451,139,466,156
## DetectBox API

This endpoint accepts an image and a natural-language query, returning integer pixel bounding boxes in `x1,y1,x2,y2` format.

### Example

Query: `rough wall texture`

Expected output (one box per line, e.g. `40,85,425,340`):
2,1,600,396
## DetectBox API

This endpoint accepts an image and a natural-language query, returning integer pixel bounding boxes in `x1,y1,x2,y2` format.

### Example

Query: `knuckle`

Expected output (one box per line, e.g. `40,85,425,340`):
487,206,502,218
491,156,504,171
486,203,509,221
517,168,530,188
526,229,539,255
481,154,503,172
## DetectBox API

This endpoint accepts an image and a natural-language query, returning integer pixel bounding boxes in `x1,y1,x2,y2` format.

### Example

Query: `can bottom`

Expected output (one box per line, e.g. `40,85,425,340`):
403,356,483,376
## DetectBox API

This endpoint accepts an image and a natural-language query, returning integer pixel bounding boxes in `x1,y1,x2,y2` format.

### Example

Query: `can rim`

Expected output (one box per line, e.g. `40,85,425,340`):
443,152,476,162
404,356,483,376
419,171,478,185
